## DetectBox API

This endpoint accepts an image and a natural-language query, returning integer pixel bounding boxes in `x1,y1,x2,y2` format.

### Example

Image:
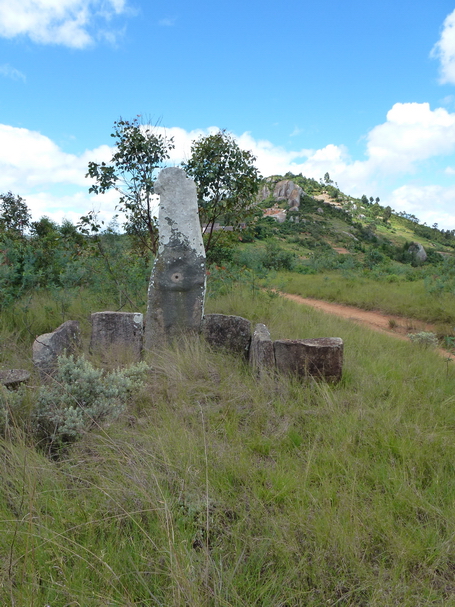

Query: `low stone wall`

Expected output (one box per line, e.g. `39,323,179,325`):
32,312,343,384
203,314,343,382
90,312,143,364
32,320,81,378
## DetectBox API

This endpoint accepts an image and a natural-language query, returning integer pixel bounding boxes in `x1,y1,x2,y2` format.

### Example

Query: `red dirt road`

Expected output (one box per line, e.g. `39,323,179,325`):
279,292,454,359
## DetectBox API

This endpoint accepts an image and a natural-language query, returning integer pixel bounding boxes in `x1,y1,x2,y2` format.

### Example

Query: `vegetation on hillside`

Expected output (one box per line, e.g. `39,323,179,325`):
2,286,455,605
3,160,455,603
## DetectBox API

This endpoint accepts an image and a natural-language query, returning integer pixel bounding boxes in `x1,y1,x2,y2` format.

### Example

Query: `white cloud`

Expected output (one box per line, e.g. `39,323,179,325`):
0,124,111,188
431,9,455,84
3,102,455,229
26,189,120,225
0,63,26,82
387,184,455,229
158,17,177,27
0,0,128,48
364,103,455,173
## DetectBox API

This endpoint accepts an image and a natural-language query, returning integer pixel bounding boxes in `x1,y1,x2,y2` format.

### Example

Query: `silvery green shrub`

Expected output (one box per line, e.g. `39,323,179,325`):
32,354,148,449
408,331,439,348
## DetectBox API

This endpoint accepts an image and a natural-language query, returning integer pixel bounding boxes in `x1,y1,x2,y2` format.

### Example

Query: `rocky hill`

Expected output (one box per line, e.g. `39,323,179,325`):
251,173,455,268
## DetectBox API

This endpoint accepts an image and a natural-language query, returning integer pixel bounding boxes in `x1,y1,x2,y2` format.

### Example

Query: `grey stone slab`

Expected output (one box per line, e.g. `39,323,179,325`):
0,369,30,389
249,323,275,375
201,314,252,358
33,320,81,376
145,167,206,348
274,337,343,382
90,312,143,364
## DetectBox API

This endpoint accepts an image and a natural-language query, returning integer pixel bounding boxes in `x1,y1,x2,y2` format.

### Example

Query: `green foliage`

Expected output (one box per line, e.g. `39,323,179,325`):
32,354,149,451
86,117,174,254
183,129,261,254
4,291,455,604
408,331,439,348
0,191,31,236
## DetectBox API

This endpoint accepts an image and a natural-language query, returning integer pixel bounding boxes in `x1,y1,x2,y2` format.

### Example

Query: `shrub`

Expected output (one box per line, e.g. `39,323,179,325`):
32,355,149,451
408,331,439,348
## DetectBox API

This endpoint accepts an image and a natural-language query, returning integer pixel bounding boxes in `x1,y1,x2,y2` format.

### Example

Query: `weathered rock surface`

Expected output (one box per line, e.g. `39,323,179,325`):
33,320,81,376
90,312,143,364
144,167,206,348
274,337,343,382
408,242,427,262
249,323,275,374
201,314,252,358
273,180,303,210
0,369,30,389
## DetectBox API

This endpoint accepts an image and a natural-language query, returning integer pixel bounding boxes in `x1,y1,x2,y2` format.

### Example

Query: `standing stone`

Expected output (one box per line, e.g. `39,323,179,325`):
249,323,275,375
144,167,206,348
90,312,143,364
201,314,252,358
33,320,81,377
274,337,343,382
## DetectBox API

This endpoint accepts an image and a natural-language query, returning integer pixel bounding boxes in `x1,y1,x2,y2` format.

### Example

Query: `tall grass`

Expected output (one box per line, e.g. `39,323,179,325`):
275,270,455,325
2,287,455,604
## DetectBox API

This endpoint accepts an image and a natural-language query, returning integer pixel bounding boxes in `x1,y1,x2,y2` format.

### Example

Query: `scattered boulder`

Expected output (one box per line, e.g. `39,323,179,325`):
257,183,272,202
274,338,343,382
249,323,275,375
273,180,303,209
408,242,427,262
90,312,143,364
201,314,252,358
0,369,30,389
33,320,81,376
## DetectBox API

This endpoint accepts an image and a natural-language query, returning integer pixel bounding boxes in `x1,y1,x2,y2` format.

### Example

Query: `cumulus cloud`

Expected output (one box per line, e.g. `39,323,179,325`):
25,189,120,225
0,0,129,48
364,103,455,173
0,63,26,82
3,101,455,229
432,9,455,84
0,124,111,188
387,184,455,228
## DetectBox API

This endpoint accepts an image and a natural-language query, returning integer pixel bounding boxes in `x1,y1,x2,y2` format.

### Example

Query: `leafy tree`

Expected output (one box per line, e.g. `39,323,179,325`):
86,117,174,255
0,191,31,237
324,172,333,185
182,130,261,254
360,195,369,206
383,206,392,222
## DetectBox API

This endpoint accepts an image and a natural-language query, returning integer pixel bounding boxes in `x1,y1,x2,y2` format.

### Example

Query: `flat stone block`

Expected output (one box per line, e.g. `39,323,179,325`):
90,312,143,364
0,369,30,389
274,337,343,382
201,314,252,358
249,323,275,374
33,320,81,376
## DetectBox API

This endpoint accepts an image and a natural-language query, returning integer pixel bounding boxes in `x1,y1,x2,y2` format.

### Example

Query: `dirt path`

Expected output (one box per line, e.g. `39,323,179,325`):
279,292,454,359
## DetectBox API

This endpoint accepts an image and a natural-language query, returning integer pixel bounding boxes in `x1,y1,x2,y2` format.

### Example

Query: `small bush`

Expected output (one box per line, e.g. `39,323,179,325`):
32,354,149,451
408,331,439,348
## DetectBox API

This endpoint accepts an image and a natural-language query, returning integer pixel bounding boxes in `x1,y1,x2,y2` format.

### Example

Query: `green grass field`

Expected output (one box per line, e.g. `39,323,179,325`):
274,271,455,329
2,286,455,605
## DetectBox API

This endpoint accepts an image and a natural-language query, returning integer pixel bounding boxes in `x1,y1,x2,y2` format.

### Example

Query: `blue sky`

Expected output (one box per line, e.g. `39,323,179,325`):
2,0,455,228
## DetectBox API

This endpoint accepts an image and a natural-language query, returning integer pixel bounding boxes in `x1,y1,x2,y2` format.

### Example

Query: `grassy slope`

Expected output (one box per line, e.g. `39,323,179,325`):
2,288,455,606
275,271,455,328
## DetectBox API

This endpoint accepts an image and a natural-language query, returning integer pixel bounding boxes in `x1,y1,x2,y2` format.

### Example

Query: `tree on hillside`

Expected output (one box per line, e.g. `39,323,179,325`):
86,117,174,255
182,130,261,254
383,206,392,222
0,192,31,237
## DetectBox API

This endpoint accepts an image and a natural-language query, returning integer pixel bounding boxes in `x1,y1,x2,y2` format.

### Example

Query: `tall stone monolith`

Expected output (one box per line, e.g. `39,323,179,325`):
144,167,206,348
